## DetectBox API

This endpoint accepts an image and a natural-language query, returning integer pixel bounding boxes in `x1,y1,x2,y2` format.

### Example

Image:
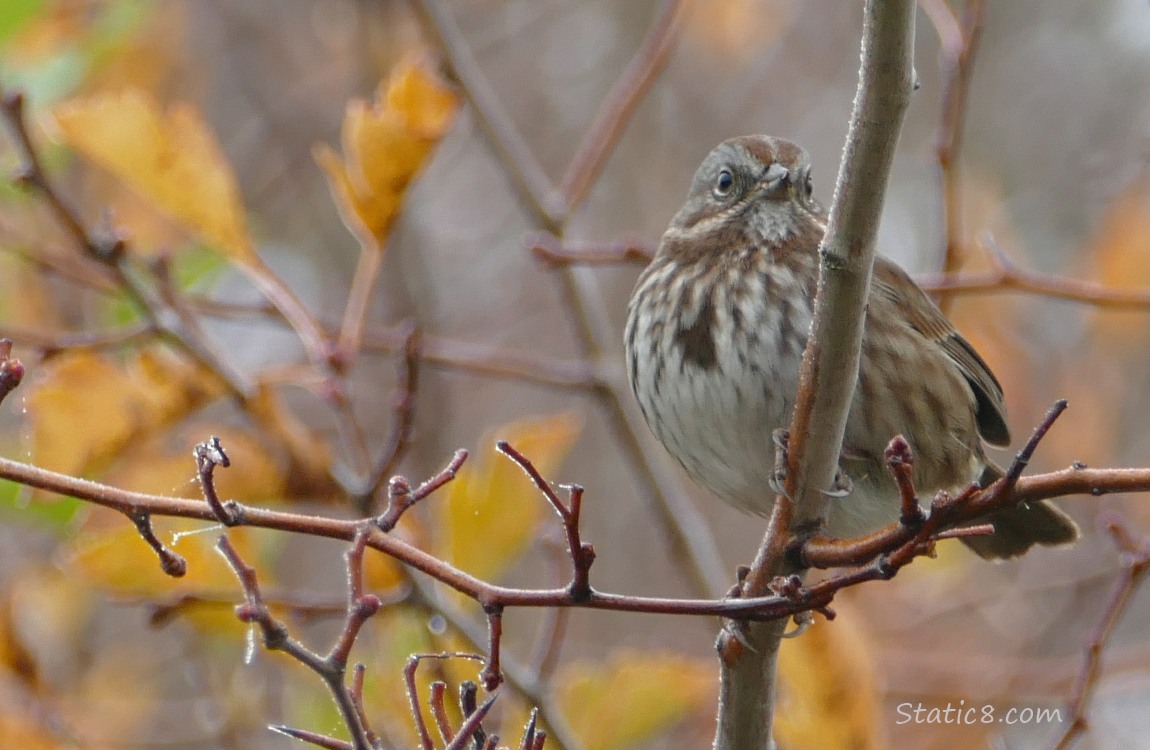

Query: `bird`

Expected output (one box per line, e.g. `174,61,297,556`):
624,135,1078,558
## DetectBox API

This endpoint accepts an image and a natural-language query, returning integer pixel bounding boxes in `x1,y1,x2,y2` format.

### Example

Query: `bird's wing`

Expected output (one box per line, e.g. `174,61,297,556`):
871,256,1011,446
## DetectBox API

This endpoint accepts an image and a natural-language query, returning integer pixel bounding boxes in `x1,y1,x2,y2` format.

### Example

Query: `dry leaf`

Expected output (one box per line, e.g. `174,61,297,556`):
556,650,715,750
52,88,256,264
66,518,266,633
25,349,223,479
103,426,285,502
434,411,582,582
775,618,883,750
315,56,458,248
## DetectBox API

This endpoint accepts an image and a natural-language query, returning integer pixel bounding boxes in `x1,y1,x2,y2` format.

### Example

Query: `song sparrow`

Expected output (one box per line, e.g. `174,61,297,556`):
625,135,1078,559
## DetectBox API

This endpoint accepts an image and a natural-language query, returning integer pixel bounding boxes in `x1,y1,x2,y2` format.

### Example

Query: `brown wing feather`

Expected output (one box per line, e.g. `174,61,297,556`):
871,257,1011,446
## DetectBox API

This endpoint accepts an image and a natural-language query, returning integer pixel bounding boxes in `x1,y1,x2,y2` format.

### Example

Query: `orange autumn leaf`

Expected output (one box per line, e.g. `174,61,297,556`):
1088,177,1150,343
25,349,223,480
775,618,883,750
556,651,715,750
434,412,582,582
314,57,458,248
51,88,257,264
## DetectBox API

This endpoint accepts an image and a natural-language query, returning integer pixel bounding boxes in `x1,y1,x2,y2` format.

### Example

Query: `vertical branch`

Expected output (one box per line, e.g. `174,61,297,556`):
715,1,917,747
924,0,987,313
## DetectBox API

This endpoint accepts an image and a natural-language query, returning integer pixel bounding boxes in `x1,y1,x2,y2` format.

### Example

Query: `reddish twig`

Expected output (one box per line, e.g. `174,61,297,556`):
377,449,468,532
328,530,383,669
217,531,379,750
497,442,595,598
194,436,240,526
0,339,25,406
443,694,498,750
885,435,925,526
429,681,453,745
268,726,353,750
1,322,156,355
130,511,187,578
518,710,544,750
1051,514,1150,750
404,652,487,750
527,233,654,268
1,91,110,260
480,606,504,691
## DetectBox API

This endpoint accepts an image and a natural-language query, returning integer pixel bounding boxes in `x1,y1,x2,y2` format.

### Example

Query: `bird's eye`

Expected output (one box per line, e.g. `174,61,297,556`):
713,169,734,198
803,173,813,200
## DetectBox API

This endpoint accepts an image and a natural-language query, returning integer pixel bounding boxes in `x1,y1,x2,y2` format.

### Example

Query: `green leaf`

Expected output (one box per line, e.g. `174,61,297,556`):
0,0,43,45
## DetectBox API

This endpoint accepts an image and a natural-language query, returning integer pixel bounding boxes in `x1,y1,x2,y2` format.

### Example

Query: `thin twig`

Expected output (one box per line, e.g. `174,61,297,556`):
527,233,653,267
408,0,564,229
358,323,422,507
129,511,188,578
917,234,1150,309
1050,514,1150,750
559,0,686,211
217,533,378,750
404,652,487,750
497,442,594,597
923,0,986,313
376,449,468,532
194,436,241,526
269,725,353,750
0,339,25,406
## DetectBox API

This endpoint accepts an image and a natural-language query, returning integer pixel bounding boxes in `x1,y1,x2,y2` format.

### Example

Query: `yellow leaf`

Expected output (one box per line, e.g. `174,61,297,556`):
103,427,286,503
315,57,458,247
556,651,715,750
51,89,256,264
25,349,223,479
775,618,883,750
434,412,582,582
67,519,267,633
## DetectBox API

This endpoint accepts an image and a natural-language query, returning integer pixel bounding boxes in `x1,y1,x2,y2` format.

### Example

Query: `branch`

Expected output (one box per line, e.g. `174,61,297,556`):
218,530,381,750
1050,514,1150,750
922,0,986,313
715,1,917,746
916,234,1150,309
559,0,686,211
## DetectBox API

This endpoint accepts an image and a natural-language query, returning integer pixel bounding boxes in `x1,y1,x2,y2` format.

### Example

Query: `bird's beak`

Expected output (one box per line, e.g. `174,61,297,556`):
760,163,790,193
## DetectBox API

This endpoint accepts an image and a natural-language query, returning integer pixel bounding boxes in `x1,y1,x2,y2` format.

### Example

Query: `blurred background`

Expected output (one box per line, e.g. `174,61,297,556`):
2,1,1150,748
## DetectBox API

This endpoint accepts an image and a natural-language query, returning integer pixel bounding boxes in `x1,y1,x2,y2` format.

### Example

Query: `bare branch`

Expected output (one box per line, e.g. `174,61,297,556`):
716,1,917,745
1051,514,1150,750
